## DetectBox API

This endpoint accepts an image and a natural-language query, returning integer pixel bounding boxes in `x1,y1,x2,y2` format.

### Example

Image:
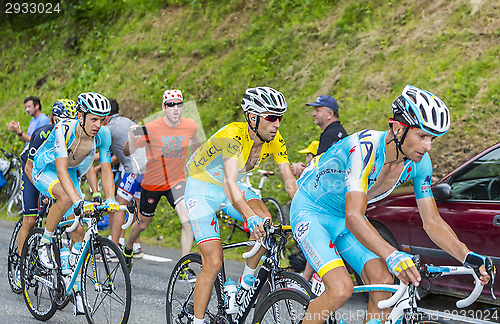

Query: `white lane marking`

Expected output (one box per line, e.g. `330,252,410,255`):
142,254,172,262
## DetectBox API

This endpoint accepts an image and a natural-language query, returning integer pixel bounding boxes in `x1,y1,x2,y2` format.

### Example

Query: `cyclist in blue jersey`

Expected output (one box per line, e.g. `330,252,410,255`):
32,92,119,272
291,85,494,324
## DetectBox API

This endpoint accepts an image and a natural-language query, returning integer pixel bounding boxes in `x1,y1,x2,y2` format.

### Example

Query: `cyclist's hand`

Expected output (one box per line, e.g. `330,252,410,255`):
92,192,103,205
247,215,268,241
386,251,420,286
463,252,495,285
291,162,306,177
105,198,120,213
73,199,95,216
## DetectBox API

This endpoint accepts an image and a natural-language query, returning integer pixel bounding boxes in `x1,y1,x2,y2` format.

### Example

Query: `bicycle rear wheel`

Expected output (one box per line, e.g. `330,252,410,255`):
81,236,131,324
166,253,223,324
20,228,58,321
7,219,22,294
253,288,310,324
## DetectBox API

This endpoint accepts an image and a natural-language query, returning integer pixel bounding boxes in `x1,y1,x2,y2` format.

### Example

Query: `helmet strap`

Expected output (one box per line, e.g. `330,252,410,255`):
245,114,268,143
386,127,409,164
79,113,91,137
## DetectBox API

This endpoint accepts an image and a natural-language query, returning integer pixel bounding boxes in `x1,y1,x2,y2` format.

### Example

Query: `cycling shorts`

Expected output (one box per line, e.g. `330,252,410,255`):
140,180,186,217
21,161,39,217
117,173,143,201
290,189,378,277
184,177,260,245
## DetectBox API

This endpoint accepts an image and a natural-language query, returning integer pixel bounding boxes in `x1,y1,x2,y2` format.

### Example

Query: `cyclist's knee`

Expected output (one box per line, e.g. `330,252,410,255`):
323,273,353,306
22,216,37,229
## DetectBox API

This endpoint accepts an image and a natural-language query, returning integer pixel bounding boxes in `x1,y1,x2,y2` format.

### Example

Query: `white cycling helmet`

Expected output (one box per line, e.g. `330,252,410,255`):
76,92,111,117
241,87,287,116
392,85,450,136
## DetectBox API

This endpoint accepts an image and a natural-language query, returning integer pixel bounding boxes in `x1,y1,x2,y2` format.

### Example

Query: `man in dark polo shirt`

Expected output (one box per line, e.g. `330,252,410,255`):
291,95,348,177
306,95,347,154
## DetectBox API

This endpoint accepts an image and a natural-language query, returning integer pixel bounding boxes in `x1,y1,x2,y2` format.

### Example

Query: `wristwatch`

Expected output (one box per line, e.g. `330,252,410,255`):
17,131,23,136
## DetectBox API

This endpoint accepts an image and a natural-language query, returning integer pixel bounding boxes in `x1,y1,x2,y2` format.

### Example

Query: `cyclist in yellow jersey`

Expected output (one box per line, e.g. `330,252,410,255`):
184,87,297,324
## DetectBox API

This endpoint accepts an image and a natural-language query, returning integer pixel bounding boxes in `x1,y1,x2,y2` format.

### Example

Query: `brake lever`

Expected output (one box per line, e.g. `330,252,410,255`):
485,257,496,300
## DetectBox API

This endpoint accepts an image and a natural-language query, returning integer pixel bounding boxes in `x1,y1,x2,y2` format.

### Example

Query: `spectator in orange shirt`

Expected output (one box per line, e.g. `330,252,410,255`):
122,90,201,271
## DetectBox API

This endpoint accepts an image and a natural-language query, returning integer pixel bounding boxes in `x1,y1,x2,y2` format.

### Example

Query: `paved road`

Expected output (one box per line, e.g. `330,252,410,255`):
1,218,498,323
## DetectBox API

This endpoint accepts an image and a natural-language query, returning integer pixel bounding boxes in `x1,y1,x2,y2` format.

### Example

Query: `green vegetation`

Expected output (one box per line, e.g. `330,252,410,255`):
1,0,499,250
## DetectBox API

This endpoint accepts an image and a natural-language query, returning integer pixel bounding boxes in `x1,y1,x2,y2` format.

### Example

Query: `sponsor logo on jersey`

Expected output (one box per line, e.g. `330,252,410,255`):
174,183,182,190
358,130,374,170
294,221,310,244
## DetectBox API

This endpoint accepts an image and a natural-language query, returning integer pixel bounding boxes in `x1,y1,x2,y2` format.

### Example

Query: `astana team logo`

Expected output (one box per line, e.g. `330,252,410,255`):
294,221,310,244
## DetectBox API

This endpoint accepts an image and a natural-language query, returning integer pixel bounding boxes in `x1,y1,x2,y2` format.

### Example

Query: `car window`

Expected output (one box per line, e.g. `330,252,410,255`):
449,147,500,201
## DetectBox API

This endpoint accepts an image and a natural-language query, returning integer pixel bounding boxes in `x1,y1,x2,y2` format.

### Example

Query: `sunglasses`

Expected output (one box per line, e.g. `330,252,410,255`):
164,102,184,108
262,115,283,122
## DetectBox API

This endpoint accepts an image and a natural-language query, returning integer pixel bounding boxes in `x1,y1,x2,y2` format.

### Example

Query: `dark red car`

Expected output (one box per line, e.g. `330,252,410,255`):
366,143,500,304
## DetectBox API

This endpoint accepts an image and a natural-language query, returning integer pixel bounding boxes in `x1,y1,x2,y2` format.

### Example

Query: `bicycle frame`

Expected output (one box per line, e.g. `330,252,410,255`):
208,222,293,323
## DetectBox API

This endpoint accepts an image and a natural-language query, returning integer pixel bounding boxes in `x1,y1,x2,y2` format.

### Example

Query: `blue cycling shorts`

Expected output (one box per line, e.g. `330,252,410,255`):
290,190,379,278
21,161,39,217
185,177,260,245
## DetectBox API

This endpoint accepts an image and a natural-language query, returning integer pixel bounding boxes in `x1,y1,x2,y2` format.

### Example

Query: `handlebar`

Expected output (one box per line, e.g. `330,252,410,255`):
66,202,138,233
241,218,291,259
377,265,486,309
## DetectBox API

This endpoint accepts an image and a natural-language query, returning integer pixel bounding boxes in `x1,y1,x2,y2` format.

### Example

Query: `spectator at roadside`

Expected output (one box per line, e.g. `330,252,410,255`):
6,96,50,147
122,89,201,271
292,95,347,176
292,140,319,177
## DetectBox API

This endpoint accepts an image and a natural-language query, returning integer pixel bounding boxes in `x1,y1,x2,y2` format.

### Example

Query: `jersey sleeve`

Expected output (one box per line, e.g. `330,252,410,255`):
412,153,434,200
270,132,289,164
344,130,379,194
97,126,112,163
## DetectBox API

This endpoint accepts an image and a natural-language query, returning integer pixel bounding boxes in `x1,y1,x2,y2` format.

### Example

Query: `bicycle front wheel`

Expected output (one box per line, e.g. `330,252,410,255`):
257,271,314,310
7,190,23,217
166,253,223,324
81,236,131,324
253,288,310,324
7,219,22,294
20,228,58,321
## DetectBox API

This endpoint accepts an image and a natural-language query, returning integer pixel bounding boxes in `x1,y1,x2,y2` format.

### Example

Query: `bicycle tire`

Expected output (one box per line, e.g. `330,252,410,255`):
7,219,22,294
20,227,58,321
166,253,223,324
81,236,131,324
256,271,315,310
262,197,286,225
253,288,310,324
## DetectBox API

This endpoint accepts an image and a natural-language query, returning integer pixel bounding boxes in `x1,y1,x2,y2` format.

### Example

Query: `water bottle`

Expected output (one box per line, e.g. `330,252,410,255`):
60,246,71,275
69,242,82,268
223,278,238,314
236,274,255,305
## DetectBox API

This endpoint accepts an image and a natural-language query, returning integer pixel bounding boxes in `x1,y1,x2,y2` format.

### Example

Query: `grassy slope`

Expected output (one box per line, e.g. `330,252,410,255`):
1,0,499,249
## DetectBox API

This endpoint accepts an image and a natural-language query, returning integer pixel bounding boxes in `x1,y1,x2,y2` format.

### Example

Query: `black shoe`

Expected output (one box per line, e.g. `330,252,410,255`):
122,245,133,273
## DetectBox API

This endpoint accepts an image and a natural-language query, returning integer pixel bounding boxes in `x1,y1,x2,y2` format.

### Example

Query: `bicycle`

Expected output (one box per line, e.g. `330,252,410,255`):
166,219,315,324
0,148,22,215
219,170,286,243
20,200,138,323
254,255,496,324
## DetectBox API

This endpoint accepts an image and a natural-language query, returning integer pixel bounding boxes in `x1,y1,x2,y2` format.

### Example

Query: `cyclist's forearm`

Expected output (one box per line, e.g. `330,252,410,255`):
278,163,298,199
100,163,115,200
223,179,255,220
85,165,99,194
123,139,136,156
24,160,34,184
417,198,469,262
422,214,469,261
